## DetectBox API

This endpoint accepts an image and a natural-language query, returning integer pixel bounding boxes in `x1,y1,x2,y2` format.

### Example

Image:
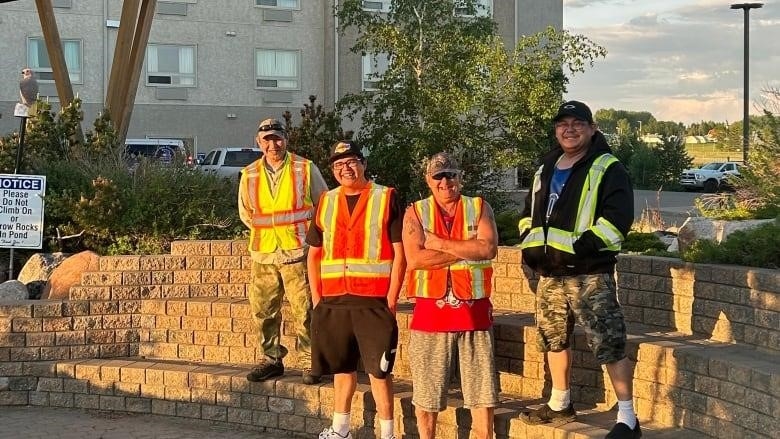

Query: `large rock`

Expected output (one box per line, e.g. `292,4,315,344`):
0,280,29,300
677,217,774,254
18,252,68,284
42,251,100,300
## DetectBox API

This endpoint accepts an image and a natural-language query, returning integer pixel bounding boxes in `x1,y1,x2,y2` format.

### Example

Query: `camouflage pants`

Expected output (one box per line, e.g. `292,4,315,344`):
248,260,312,364
535,273,626,364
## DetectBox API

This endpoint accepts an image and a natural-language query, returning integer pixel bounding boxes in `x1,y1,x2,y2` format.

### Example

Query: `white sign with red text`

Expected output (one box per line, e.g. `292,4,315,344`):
0,174,46,249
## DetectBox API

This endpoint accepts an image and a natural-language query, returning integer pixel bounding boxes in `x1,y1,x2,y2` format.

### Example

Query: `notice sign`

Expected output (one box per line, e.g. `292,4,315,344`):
0,174,46,249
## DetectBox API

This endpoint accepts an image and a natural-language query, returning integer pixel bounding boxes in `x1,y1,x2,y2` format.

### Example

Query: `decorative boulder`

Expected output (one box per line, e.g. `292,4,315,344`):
677,217,774,254
18,252,69,284
0,280,29,300
41,251,100,300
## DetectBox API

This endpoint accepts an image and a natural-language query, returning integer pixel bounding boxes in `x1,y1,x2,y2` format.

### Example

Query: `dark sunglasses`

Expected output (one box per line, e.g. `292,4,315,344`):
432,171,458,180
258,123,284,132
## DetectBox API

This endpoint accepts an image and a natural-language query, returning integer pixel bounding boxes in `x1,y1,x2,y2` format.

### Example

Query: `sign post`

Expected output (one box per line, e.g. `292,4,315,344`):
1,174,46,279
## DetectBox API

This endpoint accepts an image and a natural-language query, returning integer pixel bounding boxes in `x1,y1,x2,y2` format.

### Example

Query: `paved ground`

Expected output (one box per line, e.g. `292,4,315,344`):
0,406,303,439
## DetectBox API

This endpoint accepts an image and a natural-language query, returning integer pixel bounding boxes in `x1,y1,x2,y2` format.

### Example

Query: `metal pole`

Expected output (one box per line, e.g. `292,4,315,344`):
742,9,750,164
8,116,28,280
731,2,763,164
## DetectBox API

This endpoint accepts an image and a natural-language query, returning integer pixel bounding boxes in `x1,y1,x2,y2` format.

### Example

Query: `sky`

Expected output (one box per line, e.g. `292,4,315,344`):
563,0,780,125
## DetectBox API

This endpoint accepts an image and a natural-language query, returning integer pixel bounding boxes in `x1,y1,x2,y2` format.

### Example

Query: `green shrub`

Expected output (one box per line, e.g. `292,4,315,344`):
495,210,521,245
2,99,246,255
39,158,244,254
681,220,780,269
621,232,668,253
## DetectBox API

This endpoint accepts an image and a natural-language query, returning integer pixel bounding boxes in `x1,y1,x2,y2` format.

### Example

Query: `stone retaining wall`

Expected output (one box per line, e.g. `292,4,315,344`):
0,241,778,438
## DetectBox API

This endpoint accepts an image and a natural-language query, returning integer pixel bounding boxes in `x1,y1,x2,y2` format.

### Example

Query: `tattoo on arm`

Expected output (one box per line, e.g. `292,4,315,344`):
404,210,422,236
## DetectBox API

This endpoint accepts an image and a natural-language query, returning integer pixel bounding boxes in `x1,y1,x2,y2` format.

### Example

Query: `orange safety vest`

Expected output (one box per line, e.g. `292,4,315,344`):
316,182,394,297
243,153,314,253
406,195,493,300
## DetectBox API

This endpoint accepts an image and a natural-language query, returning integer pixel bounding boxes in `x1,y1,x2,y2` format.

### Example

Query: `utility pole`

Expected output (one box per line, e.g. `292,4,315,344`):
730,2,763,165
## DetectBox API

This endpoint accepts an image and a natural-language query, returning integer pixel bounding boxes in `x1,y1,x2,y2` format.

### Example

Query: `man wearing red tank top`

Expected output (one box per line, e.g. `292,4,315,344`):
402,152,499,439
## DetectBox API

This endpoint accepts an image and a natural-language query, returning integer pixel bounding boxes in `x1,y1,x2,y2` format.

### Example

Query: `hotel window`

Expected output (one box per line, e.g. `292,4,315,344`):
256,49,300,90
362,0,390,13
27,37,83,83
454,0,491,17
362,53,390,91
255,0,298,8
146,44,196,87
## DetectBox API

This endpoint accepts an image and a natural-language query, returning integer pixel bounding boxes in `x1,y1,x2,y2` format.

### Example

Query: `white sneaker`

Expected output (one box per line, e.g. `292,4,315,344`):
318,427,352,439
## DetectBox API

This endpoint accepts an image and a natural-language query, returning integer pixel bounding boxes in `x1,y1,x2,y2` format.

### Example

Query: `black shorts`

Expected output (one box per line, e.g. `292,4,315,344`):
311,296,398,379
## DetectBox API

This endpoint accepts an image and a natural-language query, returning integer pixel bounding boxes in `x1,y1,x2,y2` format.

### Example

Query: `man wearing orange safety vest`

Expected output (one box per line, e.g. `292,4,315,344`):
402,152,500,439
307,140,405,439
238,118,328,385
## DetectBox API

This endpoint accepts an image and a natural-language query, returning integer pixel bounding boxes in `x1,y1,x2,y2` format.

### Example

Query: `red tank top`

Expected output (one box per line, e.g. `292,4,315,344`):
409,208,493,332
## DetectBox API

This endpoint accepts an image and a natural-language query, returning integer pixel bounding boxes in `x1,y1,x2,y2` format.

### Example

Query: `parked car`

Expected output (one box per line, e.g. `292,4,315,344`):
197,147,262,179
679,161,741,193
124,138,188,166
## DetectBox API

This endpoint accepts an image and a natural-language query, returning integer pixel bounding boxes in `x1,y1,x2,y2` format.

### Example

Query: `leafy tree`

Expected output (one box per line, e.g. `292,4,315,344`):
643,120,684,138
282,95,352,188
686,120,725,136
336,0,605,203
606,127,644,166
594,109,654,135
654,135,692,190
626,143,662,190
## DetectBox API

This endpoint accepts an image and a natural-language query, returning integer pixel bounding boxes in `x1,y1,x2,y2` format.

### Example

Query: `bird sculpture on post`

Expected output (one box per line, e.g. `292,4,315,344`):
19,68,39,107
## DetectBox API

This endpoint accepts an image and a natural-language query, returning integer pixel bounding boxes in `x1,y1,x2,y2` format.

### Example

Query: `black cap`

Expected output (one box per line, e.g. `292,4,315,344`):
553,100,594,124
329,140,364,163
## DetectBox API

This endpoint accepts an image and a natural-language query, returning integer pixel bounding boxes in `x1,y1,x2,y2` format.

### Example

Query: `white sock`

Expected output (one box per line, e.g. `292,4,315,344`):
379,418,394,439
616,399,637,429
332,412,351,436
548,388,570,411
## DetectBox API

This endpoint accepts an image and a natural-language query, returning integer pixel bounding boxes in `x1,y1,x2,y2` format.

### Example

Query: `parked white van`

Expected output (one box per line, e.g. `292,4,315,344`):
124,138,187,165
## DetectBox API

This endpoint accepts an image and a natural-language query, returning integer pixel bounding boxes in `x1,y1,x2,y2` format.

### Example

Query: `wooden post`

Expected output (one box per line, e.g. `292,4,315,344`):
35,0,84,143
105,0,140,120
117,0,157,142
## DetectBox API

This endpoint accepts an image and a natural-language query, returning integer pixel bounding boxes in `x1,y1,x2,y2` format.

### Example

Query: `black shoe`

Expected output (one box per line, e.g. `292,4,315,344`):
246,360,284,382
302,368,321,385
605,419,642,438
519,403,576,426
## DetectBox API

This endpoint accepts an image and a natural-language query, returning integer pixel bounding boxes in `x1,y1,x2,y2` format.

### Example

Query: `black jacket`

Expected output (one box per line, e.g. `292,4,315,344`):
519,131,634,276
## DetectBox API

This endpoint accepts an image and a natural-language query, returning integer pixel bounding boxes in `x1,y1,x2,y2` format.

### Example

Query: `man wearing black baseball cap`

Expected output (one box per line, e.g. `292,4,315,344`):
307,140,405,439
517,101,640,438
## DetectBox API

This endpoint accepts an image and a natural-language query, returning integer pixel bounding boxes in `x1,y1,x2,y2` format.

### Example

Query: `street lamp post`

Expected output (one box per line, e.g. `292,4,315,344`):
730,2,763,165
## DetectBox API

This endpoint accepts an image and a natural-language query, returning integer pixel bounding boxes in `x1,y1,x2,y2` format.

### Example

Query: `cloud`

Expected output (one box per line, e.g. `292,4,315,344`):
564,0,780,123
628,13,660,27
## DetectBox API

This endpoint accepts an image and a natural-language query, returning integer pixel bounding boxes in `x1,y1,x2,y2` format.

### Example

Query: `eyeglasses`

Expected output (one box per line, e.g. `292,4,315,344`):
554,120,590,131
332,159,362,171
432,171,459,180
258,123,284,132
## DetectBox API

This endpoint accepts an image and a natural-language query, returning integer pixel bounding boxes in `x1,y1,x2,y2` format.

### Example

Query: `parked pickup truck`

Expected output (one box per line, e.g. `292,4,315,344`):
679,161,741,192
197,147,262,179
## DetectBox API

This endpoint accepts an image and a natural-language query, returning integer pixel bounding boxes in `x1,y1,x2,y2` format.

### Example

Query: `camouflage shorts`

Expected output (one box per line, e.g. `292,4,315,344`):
535,273,626,364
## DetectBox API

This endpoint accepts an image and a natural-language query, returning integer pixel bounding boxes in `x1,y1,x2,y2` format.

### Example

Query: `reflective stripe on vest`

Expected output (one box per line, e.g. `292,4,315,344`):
406,196,493,300
244,153,313,252
317,183,394,297
519,154,623,254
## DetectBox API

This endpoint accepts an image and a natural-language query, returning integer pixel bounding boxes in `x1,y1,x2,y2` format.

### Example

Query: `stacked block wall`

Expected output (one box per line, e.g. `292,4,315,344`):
0,241,778,438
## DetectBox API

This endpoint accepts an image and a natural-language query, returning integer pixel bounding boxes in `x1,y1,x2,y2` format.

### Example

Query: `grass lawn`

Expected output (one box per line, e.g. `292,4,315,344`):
685,143,744,165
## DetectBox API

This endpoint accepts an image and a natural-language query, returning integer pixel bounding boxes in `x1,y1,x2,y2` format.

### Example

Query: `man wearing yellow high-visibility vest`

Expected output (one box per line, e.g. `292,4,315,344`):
517,101,640,439
239,118,328,385
402,152,500,439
